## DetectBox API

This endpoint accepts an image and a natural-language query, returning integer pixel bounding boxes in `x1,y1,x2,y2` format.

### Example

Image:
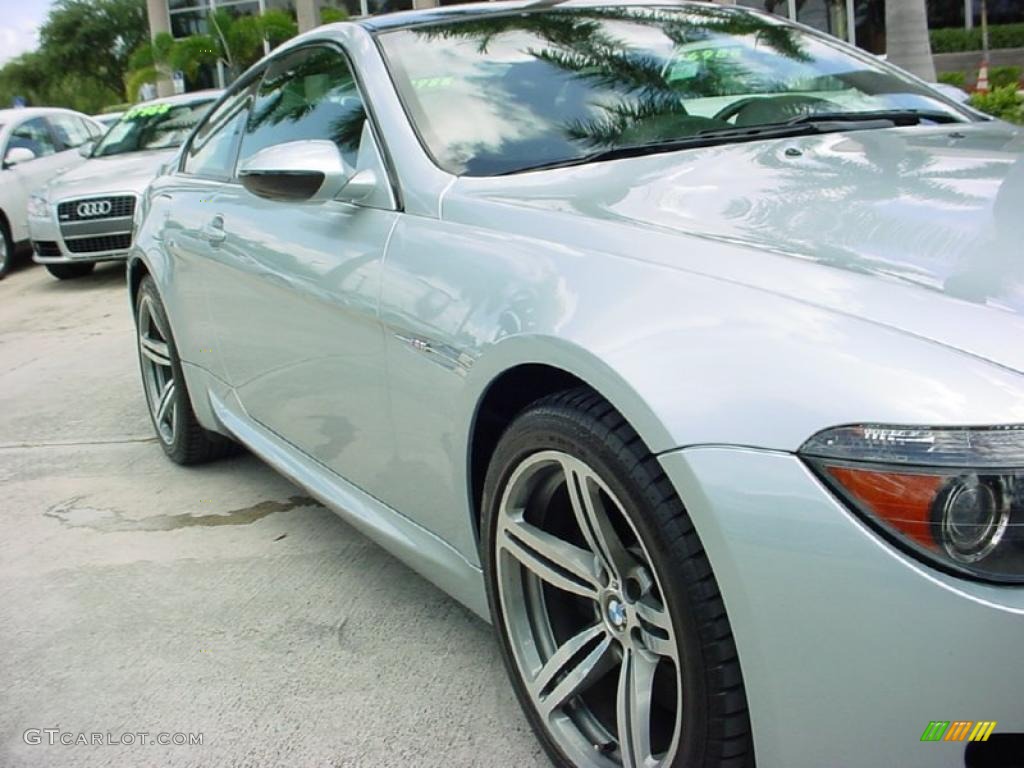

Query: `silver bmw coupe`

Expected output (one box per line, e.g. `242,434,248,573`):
129,3,1023,767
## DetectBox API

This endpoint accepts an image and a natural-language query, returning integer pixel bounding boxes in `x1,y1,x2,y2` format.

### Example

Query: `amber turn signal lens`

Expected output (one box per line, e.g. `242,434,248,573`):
825,466,944,550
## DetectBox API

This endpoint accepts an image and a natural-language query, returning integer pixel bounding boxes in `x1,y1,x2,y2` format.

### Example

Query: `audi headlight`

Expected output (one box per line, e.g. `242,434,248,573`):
27,193,50,219
801,425,1023,583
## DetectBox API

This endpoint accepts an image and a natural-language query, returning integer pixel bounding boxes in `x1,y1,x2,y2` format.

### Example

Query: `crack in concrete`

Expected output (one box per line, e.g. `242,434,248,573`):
0,436,159,450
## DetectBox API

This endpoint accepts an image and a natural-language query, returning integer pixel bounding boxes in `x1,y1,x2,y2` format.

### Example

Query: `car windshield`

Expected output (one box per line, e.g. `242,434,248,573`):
379,6,969,176
91,100,214,157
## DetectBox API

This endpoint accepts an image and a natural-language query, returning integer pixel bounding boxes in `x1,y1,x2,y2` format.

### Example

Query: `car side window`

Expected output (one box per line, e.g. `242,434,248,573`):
237,46,367,170
49,114,93,150
9,117,57,159
82,117,105,139
181,83,257,179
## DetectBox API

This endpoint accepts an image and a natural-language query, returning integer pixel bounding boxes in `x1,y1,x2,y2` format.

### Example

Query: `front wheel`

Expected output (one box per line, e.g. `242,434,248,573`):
45,262,95,280
482,389,753,768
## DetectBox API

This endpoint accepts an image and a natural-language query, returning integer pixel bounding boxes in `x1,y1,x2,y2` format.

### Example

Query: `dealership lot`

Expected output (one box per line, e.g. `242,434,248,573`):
0,259,546,768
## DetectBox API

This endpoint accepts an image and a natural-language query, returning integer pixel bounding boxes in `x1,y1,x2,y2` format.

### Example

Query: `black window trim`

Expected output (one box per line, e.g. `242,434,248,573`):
321,39,404,212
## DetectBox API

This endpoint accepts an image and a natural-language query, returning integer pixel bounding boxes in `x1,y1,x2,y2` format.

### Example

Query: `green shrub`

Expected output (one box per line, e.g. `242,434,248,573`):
320,7,349,24
930,23,1024,53
937,71,967,87
969,84,1024,124
988,65,1022,89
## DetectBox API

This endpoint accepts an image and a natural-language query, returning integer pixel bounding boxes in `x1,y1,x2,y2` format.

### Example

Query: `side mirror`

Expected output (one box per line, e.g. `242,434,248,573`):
238,140,377,204
4,146,36,168
78,140,96,158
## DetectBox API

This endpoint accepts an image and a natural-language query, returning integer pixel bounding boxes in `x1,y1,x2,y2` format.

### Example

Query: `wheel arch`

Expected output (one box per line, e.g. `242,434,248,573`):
0,207,12,244
127,255,151,310
464,337,678,544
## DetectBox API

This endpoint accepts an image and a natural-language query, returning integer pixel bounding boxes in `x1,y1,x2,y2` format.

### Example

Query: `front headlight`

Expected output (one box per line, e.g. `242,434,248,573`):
801,425,1023,583
27,193,50,219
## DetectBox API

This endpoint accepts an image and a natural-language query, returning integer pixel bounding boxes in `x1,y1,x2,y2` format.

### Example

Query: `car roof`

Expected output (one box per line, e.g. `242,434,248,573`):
0,106,86,122
356,0,726,32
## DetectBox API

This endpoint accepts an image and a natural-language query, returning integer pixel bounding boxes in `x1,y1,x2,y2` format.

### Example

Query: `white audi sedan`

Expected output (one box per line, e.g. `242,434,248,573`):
128,3,1023,767
0,107,104,276
28,90,220,280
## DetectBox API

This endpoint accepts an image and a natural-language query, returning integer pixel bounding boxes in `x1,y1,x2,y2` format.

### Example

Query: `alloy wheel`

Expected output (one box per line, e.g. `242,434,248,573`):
137,294,178,446
495,450,682,768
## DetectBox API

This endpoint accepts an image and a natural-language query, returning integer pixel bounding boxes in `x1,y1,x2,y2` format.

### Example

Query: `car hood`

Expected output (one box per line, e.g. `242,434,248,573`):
454,121,1024,374
45,149,177,201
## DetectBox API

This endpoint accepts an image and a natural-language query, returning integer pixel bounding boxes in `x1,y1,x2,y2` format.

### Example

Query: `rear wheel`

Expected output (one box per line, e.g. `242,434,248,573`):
482,389,753,768
136,276,235,465
45,262,95,280
0,218,13,278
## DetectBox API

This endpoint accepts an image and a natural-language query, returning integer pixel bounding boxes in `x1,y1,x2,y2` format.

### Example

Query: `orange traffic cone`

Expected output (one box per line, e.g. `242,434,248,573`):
975,60,990,94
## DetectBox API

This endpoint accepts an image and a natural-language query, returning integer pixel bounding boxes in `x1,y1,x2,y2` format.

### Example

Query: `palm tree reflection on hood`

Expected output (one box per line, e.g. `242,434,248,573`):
713,128,1018,306
412,6,809,149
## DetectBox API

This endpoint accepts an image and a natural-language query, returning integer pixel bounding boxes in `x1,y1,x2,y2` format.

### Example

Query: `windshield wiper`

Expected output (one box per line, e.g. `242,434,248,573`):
785,109,963,126
503,118,891,175
503,108,965,175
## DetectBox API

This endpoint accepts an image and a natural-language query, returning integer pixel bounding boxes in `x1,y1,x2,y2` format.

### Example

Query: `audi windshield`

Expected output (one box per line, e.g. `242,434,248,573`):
91,98,216,158
379,6,971,176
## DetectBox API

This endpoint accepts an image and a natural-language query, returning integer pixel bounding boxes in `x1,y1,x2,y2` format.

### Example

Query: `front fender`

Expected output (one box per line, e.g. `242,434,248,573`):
465,264,1024,460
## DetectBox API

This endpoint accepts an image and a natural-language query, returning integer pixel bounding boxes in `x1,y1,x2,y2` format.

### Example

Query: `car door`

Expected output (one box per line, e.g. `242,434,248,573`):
2,116,75,240
201,45,399,495
163,78,262,380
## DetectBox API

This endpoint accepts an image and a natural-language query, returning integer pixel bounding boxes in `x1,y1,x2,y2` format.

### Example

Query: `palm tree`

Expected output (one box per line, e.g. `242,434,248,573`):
885,0,936,82
126,9,297,99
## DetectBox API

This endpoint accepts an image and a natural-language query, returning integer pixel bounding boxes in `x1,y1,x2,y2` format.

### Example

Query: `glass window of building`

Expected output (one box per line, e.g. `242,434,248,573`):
796,0,850,41
735,1,791,16
854,0,885,55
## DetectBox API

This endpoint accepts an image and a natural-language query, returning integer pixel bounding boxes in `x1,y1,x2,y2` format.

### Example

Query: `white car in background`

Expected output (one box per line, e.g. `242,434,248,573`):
0,107,104,277
28,90,221,280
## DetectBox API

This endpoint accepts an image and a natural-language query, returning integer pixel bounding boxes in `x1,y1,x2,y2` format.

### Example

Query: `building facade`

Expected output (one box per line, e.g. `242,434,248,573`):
735,1,1024,55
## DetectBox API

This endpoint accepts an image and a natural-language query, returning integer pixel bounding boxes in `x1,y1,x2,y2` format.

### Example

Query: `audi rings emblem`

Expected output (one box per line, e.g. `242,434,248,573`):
76,200,113,218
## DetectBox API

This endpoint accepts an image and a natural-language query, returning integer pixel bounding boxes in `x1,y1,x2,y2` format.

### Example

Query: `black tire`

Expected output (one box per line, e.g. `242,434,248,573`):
482,388,753,768
0,217,13,278
136,276,235,465
46,262,96,280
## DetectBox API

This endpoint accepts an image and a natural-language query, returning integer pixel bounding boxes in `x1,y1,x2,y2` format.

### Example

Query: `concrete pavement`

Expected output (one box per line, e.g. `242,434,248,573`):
0,259,548,768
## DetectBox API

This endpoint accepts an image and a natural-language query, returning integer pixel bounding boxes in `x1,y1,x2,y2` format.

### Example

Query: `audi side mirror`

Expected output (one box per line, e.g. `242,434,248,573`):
3,146,36,168
238,140,377,205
